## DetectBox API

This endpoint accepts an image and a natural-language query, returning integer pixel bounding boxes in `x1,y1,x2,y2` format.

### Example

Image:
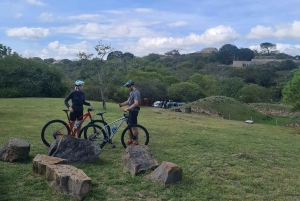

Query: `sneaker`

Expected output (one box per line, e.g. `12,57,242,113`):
126,140,133,145
133,142,139,145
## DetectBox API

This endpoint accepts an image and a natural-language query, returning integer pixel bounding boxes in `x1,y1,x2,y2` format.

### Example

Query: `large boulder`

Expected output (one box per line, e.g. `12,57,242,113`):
48,135,101,163
0,137,30,162
122,145,159,176
147,161,183,185
33,154,91,200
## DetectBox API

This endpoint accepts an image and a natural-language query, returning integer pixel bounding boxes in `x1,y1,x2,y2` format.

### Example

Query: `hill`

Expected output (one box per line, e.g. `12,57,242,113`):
183,96,291,126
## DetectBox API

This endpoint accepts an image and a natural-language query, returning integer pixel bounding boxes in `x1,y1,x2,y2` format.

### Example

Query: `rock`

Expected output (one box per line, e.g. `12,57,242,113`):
0,137,30,162
147,161,183,185
49,135,101,163
33,154,69,175
33,154,91,200
197,47,218,54
122,145,159,176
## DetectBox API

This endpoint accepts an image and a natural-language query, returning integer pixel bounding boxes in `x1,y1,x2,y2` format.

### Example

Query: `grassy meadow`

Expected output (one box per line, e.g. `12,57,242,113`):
1,98,300,200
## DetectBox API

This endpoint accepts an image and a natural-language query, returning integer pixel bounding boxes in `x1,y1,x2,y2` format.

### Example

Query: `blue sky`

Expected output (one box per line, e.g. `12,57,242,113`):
1,0,300,60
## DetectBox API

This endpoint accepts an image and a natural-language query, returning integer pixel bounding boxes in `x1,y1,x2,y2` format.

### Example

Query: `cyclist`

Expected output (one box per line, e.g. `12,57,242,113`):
64,80,93,136
118,80,140,145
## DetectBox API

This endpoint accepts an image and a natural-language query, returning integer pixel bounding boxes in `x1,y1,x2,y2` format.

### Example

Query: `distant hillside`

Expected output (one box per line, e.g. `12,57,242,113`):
184,96,291,125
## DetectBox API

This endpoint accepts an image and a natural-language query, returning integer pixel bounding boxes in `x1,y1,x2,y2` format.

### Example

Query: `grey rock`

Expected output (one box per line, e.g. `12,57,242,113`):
122,145,159,176
0,137,30,162
49,135,101,163
147,161,183,185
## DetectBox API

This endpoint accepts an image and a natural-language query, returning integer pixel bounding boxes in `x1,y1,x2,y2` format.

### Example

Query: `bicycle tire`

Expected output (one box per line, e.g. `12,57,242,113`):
79,124,107,148
121,124,149,149
41,119,71,147
87,120,110,137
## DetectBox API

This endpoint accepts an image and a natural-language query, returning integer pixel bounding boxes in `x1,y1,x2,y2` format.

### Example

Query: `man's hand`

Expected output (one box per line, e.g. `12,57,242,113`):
69,107,74,113
123,108,129,112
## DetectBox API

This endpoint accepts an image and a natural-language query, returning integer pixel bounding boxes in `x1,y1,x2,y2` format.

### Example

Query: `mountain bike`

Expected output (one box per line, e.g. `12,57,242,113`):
41,108,108,147
78,112,149,149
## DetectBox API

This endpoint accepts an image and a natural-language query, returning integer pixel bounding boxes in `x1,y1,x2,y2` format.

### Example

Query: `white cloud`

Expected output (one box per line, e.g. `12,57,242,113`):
135,8,153,13
246,21,300,40
276,43,300,56
48,41,59,49
125,25,239,55
39,12,54,22
168,21,188,27
27,0,46,6
6,27,49,39
23,41,93,59
274,21,300,40
104,10,127,14
246,25,274,39
68,14,106,22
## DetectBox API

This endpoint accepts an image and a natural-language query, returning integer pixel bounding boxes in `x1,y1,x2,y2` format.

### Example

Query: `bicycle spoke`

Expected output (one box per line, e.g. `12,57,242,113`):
41,120,70,147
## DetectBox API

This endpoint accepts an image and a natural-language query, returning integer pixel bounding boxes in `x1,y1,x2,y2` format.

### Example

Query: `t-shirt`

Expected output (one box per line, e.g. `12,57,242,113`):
64,90,90,111
129,89,140,111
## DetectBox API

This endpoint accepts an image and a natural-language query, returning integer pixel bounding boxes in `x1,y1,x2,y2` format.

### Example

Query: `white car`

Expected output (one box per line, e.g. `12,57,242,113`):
152,101,162,107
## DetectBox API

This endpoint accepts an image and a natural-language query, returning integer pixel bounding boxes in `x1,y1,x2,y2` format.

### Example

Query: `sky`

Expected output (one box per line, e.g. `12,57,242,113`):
1,0,300,60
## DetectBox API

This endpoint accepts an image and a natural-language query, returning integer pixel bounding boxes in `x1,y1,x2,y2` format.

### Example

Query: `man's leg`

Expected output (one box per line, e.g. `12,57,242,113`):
127,111,139,145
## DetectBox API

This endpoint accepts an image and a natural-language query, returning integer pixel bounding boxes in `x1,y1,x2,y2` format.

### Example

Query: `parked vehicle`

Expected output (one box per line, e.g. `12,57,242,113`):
166,101,186,108
152,101,162,107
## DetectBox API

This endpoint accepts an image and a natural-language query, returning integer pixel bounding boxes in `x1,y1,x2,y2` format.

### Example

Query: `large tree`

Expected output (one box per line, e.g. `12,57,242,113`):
77,41,127,109
218,44,238,65
260,42,276,55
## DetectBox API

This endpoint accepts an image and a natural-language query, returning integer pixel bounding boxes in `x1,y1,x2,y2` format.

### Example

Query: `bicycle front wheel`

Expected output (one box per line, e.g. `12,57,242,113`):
79,124,107,148
89,120,110,135
41,119,71,147
121,124,149,149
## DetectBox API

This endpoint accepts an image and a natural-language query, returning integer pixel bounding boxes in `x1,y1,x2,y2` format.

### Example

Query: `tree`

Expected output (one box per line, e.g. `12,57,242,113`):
77,41,126,109
122,52,134,59
237,48,255,61
0,44,12,58
282,68,300,110
167,82,205,102
188,73,217,96
260,42,276,55
218,44,238,65
107,51,123,60
215,77,244,99
239,84,271,103
277,60,298,71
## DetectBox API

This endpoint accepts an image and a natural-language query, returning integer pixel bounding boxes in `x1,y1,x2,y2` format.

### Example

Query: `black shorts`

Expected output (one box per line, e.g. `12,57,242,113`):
127,110,138,125
70,110,83,121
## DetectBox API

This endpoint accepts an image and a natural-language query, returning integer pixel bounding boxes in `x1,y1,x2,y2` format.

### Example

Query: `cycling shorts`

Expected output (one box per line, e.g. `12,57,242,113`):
70,110,83,121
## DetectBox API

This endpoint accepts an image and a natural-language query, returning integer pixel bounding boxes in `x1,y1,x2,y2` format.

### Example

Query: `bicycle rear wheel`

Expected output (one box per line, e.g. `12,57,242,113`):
121,124,149,149
79,124,107,149
41,119,71,147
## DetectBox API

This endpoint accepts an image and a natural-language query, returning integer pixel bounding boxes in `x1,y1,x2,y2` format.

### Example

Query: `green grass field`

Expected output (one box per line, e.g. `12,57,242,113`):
1,98,300,200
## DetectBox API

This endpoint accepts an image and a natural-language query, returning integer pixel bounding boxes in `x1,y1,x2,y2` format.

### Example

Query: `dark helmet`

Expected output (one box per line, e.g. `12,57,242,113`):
124,80,134,87
75,80,84,86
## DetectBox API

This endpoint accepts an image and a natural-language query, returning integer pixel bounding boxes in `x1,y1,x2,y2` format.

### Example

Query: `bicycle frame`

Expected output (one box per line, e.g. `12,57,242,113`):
62,109,94,136
92,113,128,142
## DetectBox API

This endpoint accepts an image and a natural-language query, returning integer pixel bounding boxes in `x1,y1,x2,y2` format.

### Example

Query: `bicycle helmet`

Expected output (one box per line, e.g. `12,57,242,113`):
124,80,134,87
75,80,84,86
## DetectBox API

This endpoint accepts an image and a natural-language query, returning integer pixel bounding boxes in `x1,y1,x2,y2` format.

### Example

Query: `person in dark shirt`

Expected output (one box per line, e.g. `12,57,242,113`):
64,80,93,136
118,80,140,145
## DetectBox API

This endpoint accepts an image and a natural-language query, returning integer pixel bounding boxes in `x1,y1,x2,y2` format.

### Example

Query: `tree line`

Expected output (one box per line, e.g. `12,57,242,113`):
1,42,300,110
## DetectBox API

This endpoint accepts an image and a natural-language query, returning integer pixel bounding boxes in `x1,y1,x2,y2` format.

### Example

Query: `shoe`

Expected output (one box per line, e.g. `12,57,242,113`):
126,140,133,145
133,142,139,145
